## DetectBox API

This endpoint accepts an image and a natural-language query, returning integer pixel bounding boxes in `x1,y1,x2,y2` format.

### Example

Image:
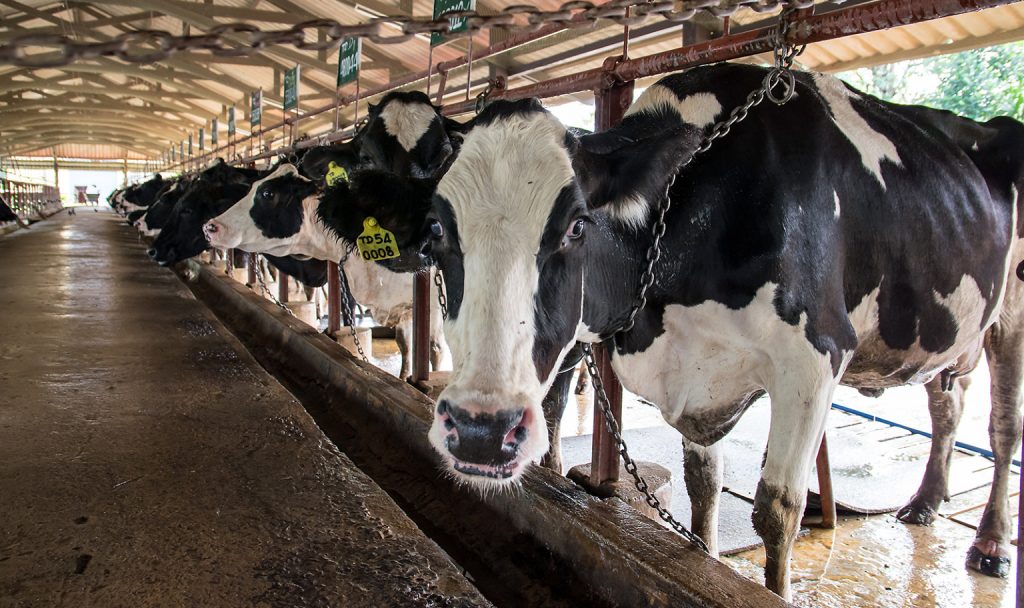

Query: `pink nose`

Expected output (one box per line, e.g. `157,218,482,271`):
203,221,220,236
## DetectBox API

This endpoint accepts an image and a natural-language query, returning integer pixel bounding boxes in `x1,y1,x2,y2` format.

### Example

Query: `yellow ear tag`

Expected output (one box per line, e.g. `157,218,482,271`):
356,217,400,261
325,161,349,187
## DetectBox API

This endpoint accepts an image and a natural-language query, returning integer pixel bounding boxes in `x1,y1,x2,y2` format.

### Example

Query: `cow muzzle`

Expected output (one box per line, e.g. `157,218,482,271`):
430,397,546,484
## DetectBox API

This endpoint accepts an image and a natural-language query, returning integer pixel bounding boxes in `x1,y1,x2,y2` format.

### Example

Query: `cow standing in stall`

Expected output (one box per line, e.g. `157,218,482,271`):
330,63,1024,599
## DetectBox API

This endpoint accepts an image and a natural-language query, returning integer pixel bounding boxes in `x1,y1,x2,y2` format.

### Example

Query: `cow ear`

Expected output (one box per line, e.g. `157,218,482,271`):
573,118,699,224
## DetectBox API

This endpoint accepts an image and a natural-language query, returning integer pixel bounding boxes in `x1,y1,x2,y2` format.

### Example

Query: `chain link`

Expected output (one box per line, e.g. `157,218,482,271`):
336,252,371,363
248,252,296,317
582,343,711,552
433,268,449,320
0,0,813,68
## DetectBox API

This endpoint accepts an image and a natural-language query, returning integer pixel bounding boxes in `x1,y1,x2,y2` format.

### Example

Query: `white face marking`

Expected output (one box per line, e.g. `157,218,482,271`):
626,85,722,128
429,110,579,479
813,73,902,189
380,99,438,152
833,190,841,219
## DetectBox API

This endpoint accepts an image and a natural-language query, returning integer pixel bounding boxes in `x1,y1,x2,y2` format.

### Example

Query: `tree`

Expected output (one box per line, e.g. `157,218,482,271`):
839,41,1024,122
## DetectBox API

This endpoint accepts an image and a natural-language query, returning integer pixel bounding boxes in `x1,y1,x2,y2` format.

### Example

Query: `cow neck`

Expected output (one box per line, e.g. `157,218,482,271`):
302,197,350,262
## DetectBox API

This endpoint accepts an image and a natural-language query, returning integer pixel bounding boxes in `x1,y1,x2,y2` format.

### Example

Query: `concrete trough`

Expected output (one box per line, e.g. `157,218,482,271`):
185,262,789,608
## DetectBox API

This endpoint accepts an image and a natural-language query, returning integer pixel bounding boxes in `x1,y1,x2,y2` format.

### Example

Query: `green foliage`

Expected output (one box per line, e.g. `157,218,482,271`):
838,41,1024,122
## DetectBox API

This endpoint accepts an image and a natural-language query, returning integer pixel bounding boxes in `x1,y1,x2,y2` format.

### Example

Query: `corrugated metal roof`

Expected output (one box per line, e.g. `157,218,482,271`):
1,1,1022,161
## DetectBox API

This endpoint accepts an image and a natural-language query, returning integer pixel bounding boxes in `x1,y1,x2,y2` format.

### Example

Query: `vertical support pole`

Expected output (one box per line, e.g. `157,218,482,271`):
815,432,836,528
327,261,342,335
411,272,431,384
592,343,623,484
247,253,257,286
590,78,635,486
278,272,289,304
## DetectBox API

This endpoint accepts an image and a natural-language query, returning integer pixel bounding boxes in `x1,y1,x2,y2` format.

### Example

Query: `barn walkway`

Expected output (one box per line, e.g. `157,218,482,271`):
0,211,489,607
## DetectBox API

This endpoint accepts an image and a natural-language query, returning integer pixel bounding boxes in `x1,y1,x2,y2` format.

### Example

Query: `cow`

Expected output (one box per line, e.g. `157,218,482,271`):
119,174,165,214
329,63,1024,599
149,160,265,266
134,176,190,236
203,163,445,380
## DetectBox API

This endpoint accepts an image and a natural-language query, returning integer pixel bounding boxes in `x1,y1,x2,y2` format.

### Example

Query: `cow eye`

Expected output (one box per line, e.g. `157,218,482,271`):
566,218,586,240
429,219,444,239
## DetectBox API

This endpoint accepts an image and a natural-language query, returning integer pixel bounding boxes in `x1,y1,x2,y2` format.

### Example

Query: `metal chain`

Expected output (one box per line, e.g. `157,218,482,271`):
248,252,296,317
580,9,804,552
0,0,813,68
336,253,370,363
614,8,804,336
582,343,711,553
433,268,449,320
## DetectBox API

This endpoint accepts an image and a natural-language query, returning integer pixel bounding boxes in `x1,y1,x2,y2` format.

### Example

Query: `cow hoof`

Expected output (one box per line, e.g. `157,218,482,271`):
966,543,1011,578
895,501,937,525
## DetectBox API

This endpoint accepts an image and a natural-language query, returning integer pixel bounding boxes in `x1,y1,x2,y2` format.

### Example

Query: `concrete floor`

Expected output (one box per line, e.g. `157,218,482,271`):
0,211,489,608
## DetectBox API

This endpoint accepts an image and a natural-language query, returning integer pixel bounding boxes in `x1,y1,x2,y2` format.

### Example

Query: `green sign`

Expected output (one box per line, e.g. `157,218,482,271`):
179,142,184,161
431,0,475,46
188,133,193,156
336,38,361,87
170,146,175,162
227,106,236,136
251,89,262,127
199,128,205,151
211,118,218,146
283,66,299,111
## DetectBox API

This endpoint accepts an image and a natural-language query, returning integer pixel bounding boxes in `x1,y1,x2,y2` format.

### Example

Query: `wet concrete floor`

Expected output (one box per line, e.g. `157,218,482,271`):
0,212,489,607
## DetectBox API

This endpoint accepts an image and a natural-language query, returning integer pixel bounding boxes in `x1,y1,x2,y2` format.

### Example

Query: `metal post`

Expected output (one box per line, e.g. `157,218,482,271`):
589,78,635,486
327,261,342,335
815,432,836,528
247,253,257,286
411,273,431,384
278,272,289,304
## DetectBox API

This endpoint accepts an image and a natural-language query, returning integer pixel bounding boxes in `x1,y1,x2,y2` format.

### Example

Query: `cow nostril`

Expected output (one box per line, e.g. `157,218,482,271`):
205,222,219,234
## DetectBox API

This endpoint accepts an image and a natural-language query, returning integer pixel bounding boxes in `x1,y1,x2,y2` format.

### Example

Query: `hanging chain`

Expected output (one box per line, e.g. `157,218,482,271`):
581,9,804,552
0,0,813,68
248,252,296,317
433,268,449,321
582,342,710,553
336,252,370,363
614,7,804,336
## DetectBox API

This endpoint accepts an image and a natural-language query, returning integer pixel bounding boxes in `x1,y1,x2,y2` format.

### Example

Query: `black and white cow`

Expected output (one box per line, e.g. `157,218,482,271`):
339,63,1024,599
134,176,190,236
119,174,165,214
204,163,445,380
150,161,266,265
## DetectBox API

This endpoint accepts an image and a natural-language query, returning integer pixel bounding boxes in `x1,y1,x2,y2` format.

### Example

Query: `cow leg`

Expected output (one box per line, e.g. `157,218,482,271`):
539,344,581,474
968,326,1024,578
395,320,412,382
575,363,590,394
897,375,968,525
683,439,722,557
753,370,837,600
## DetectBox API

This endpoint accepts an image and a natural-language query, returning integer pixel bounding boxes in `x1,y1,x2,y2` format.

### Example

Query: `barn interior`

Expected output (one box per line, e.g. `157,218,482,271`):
2,1,1024,607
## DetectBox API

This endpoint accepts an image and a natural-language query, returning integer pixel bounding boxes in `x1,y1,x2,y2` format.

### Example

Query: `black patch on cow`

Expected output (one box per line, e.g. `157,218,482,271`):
317,170,436,271
300,142,360,184
532,184,589,382
123,174,164,207
427,196,465,320
263,254,328,288
250,174,317,239
471,97,547,129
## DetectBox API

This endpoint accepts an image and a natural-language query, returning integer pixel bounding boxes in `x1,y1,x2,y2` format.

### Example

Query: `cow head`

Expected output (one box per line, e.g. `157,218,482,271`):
301,142,360,186
358,98,696,486
150,161,264,265
359,91,465,178
204,164,322,258
122,174,164,207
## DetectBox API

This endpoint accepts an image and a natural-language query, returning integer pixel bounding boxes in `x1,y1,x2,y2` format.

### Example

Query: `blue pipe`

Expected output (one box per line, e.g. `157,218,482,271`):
830,403,1021,468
